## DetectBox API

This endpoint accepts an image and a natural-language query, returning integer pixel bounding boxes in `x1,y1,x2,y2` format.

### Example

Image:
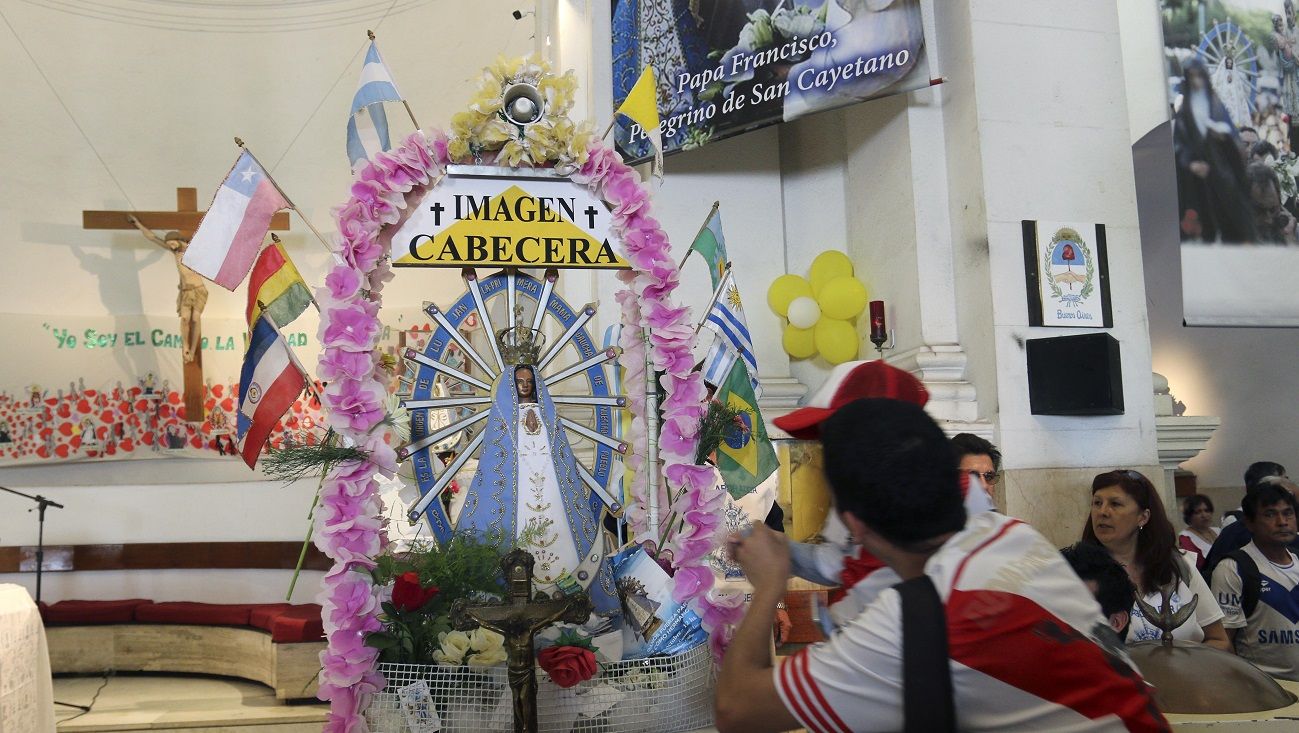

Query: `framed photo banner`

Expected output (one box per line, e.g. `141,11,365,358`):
1022,221,1114,329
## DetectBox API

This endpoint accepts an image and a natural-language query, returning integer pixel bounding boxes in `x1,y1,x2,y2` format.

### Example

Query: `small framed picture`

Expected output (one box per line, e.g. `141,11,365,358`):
1022,221,1113,328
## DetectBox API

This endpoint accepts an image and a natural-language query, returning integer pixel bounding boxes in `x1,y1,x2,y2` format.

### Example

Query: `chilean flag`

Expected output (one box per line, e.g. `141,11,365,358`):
236,317,305,468
184,150,289,290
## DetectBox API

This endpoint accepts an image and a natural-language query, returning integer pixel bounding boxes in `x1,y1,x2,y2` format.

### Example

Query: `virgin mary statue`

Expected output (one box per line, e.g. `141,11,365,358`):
456,329,616,612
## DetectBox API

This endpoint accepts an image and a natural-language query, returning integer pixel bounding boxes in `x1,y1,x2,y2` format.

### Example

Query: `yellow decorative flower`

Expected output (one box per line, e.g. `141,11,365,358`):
444,54,592,170
469,627,505,652
467,648,507,667
433,630,472,665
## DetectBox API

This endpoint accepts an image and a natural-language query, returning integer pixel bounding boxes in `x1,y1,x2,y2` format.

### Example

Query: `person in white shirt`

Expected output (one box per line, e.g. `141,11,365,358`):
1211,483,1299,680
715,398,1168,733
1082,469,1230,651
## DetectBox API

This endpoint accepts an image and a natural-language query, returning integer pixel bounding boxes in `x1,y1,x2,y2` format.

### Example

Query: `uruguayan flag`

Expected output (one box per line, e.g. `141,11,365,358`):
347,41,404,171
701,268,761,397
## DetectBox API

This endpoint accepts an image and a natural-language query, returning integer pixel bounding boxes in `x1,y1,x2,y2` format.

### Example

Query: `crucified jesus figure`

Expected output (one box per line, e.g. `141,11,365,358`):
128,215,208,363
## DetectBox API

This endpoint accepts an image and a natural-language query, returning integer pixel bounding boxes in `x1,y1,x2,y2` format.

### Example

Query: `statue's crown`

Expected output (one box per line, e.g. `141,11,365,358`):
496,325,546,365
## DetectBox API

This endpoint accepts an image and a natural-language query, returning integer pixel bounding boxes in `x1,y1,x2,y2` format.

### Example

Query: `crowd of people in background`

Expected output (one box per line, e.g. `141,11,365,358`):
712,360,1299,732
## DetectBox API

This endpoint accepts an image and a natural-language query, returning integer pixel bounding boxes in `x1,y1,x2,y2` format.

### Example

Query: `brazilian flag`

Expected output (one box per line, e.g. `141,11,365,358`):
716,360,779,500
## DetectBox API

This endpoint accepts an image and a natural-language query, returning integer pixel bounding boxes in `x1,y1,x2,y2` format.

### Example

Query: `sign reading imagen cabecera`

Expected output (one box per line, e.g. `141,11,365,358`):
611,0,931,161
1160,2,1299,325
391,171,630,270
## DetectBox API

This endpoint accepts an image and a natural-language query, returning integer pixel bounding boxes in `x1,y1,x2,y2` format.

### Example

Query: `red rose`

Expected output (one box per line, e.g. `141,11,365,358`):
537,645,597,689
391,571,438,612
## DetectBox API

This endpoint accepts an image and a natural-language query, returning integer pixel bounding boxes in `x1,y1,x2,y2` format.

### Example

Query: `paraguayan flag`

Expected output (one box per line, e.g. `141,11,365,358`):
346,41,404,171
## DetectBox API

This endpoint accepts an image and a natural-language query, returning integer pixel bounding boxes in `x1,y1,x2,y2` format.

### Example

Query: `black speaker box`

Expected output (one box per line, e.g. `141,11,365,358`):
1025,333,1124,416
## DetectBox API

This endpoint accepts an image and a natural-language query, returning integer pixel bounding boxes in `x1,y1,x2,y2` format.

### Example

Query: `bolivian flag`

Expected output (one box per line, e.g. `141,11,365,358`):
716,360,778,500
246,242,313,328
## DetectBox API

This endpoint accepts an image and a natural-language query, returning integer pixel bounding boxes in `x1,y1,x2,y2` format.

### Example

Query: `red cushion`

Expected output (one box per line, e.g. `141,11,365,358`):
269,604,323,643
134,602,255,626
248,603,294,633
43,599,150,625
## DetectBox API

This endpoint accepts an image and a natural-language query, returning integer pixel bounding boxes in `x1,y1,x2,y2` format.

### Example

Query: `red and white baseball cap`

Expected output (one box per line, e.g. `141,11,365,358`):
773,360,928,440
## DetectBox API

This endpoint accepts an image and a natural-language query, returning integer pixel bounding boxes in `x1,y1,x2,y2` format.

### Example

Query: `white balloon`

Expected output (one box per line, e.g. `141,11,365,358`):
787,296,821,329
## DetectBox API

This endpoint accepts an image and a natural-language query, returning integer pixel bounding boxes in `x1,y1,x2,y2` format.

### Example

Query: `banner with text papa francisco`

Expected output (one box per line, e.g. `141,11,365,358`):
1161,1,1299,326
611,0,931,161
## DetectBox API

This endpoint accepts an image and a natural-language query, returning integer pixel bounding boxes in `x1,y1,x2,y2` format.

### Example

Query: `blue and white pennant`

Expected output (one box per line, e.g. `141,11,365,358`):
346,41,405,171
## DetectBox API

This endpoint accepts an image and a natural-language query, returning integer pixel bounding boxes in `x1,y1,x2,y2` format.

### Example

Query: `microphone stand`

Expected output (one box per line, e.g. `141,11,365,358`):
0,485,91,712
0,484,63,605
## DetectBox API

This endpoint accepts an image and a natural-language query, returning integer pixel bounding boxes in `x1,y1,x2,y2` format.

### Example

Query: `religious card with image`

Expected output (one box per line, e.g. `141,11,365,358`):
612,545,706,658
1022,221,1113,329
397,680,442,733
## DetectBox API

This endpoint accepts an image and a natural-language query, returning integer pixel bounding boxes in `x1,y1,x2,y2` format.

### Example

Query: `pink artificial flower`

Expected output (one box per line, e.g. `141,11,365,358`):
324,575,379,629
322,303,381,351
645,301,691,333
672,536,717,565
658,414,698,458
363,435,399,477
323,378,386,433
662,373,706,414
324,266,362,300
604,172,649,219
664,463,718,494
574,144,622,186
320,629,379,684
429,132,451,164
682,509,722,538
318,348,374,381
393,132,439,174
317,526,383,562
671,564,715,604
700,599,745,631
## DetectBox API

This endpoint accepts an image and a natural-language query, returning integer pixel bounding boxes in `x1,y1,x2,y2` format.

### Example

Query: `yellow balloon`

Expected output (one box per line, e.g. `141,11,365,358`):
809,251,854,296
817,276,869,320
782,324,817,359
814,318,859,365
766,274,813,317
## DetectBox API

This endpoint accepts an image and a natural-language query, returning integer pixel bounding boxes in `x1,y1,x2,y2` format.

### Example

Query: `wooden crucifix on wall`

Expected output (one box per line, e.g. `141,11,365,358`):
83,187,290,421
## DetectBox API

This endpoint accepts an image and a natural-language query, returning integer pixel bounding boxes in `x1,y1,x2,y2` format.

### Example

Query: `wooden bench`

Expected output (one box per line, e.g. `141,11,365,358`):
2,542,330,701
46,621,322,700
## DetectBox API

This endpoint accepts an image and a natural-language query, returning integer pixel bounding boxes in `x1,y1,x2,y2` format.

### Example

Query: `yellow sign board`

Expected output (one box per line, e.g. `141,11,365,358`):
391,174,629,270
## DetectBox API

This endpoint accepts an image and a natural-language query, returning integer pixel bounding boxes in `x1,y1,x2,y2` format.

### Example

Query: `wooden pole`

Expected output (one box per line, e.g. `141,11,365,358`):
694,262,732,336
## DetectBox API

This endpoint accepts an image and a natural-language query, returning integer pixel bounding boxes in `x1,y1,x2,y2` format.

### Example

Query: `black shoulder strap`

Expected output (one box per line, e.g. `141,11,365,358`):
898,575,955,733
1227,549,1261,618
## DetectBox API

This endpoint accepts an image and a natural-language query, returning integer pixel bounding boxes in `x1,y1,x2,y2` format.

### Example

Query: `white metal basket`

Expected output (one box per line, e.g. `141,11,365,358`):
365,643,715,733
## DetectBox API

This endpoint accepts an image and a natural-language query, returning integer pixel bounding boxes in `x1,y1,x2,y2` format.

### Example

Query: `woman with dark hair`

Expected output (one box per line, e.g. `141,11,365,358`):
1082,470,1230,650
1178,494,1220,571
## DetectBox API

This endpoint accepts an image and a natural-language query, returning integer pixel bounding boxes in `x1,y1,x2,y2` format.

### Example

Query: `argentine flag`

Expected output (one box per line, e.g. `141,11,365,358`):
347,41,404,171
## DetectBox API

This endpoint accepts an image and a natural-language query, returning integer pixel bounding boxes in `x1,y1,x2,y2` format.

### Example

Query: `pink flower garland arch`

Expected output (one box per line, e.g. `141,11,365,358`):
314,131,740,731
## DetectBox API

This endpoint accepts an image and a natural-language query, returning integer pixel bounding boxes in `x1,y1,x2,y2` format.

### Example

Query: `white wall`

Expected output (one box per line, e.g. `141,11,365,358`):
949,0,1157,471
1117,2,1299,490
0,1,534,602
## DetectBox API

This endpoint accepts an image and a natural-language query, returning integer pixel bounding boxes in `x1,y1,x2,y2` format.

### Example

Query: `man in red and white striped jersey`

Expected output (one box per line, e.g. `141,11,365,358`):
717,398,1168,733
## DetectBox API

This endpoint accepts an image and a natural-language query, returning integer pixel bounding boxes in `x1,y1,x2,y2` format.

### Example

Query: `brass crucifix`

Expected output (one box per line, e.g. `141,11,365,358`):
450,548,593,733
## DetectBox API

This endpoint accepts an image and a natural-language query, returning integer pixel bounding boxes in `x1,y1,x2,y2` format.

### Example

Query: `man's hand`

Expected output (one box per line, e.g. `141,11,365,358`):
1190,161,1210,178
727,523,791,595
